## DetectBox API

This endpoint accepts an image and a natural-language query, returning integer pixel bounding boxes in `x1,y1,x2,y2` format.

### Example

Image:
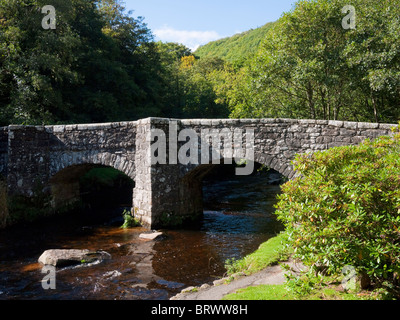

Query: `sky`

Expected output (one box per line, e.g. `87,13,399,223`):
123,0,297,51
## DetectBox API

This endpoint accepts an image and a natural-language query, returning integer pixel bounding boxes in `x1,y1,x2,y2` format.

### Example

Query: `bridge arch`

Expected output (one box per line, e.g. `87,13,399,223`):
179,151,291,183
48,151,135,182
152,154,288,228
48,162,134,215
253,153,294,179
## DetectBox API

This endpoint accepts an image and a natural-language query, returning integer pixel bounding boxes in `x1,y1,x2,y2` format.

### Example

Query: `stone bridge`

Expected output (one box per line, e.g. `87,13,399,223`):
0,118,396,229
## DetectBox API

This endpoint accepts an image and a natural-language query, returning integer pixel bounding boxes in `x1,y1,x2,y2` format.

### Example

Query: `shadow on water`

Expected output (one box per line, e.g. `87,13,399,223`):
0,169,284,300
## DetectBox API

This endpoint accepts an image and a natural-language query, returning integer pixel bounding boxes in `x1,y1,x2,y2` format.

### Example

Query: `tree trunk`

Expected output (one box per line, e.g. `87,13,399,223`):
307,83,316,119
371,94,379,123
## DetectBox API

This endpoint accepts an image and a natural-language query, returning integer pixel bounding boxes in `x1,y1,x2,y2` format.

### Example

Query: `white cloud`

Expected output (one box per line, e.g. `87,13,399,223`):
154,26,222,51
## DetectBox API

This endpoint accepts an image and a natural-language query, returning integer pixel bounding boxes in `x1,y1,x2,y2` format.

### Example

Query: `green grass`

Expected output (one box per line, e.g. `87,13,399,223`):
223,285,296,300
223,231,376,300
225,232,291,276
223,284,366,300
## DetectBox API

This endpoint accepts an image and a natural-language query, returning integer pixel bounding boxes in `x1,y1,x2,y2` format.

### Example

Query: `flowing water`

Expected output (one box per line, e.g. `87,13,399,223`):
0,174,283,300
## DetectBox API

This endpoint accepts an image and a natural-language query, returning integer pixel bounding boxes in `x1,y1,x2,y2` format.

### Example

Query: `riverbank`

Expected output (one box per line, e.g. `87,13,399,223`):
170,232,383,301
170,258,303,300
170,232,295,300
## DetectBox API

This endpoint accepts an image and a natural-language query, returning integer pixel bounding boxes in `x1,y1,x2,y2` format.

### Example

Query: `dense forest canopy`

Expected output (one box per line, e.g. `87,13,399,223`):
0,0,228,125
0,0,399,125
221,0,400,123
194,22,275,68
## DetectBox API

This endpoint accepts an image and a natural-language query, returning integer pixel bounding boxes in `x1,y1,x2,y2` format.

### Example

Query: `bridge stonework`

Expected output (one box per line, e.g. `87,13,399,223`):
0,118,396,229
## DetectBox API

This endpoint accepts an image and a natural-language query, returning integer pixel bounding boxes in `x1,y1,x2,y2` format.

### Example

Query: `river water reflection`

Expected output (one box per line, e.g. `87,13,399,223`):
0,174,283,300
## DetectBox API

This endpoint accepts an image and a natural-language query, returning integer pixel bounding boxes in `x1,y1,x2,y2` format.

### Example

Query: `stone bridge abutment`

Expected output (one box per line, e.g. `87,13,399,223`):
0,118,396,229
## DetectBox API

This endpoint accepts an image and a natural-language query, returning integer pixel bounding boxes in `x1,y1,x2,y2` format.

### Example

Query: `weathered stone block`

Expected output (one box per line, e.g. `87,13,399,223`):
358,122,379,129
343,121,358,130
305,127,321,133
378,123,397,131
339,128,357,136
53,125,65,133
362,129,390,138
260,119,277,124
298,119,316,125
328,120,344,128
287,125,303,133
322,129,340,136
316,136,332,144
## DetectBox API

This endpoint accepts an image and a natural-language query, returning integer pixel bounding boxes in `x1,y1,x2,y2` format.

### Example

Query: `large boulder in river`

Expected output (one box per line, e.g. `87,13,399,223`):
38,249,110,267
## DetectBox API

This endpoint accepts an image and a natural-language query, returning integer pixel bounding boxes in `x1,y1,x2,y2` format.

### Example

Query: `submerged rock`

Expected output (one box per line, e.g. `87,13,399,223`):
38,249,110,267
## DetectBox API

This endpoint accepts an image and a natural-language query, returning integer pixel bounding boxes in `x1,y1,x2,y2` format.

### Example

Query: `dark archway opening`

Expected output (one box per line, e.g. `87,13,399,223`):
0,174,8,229
49,164,134,225
200,162,285,238
79,166,134,212
179,161,287,231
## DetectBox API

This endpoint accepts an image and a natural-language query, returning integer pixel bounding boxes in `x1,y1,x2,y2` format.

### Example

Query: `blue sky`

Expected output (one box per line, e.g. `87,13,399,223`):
123,0,297,50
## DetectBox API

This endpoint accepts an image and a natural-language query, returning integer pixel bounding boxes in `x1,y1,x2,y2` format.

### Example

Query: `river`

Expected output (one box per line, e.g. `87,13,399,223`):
0,173,283,300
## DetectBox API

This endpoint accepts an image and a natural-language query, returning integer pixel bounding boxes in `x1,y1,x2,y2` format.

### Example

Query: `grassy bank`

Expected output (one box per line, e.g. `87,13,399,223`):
222,232,386,300
223,283,364,300
225,232,291,276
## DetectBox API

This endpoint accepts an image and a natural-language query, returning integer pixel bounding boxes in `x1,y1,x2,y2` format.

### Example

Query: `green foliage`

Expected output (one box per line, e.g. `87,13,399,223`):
2,0,399,124
155,42,230,119
223,284,297,300
223,281,373,300
225,0,400,123
283,265,329,296
7,195,50,225
0,0,165,125
256,164,271,174
223,273,368,300
224,232,291,276
80,167,128,187
195,22,275,68
275,132,400,291
121,209,140,229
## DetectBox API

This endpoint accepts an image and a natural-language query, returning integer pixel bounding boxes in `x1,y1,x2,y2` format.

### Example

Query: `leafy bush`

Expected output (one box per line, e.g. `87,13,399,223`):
121,210,140,229
275,132,400,289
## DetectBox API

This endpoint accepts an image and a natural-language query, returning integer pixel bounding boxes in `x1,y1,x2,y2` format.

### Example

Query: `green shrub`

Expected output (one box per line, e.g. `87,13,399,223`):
121,210,140,229
275,132,400,290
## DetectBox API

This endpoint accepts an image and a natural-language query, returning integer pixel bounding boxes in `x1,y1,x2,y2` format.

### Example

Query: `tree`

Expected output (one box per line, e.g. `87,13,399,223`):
0,0,165,125
227,0,400,123
155,43,229,119
343,0,400,123
0,0,82,124
180,56,229,118
155,42,193,118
